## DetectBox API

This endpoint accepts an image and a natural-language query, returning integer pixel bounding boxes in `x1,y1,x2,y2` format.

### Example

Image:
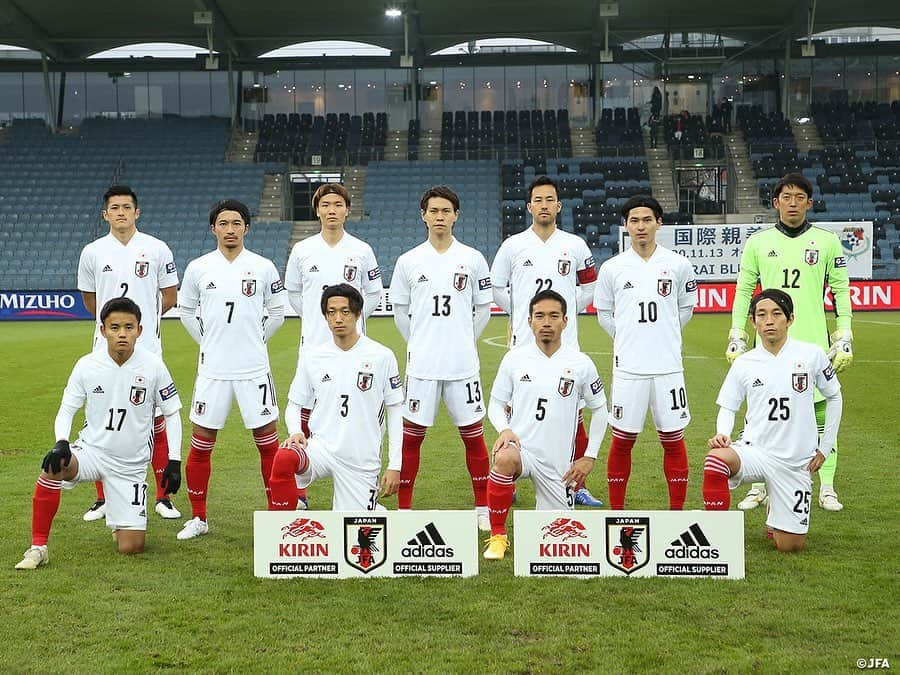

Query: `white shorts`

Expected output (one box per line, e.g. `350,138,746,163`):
70,444,148,531
294,437,385,512
189,373,279,430
608,372,691,433
730,440,812,535
518,446,575,511
403,375,485,427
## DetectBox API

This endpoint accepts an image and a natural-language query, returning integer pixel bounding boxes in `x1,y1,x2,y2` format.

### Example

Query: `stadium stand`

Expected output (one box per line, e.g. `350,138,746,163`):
0,117,291,290
595,106,643,157
254,111,387,166
439,109,572,161
664,111,724,160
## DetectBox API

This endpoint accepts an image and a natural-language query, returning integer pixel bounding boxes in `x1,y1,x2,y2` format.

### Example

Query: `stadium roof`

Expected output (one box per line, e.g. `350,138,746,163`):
1,0,899,63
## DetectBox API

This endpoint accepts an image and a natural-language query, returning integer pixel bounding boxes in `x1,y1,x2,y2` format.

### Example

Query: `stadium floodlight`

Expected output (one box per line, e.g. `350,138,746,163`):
385,8,402,18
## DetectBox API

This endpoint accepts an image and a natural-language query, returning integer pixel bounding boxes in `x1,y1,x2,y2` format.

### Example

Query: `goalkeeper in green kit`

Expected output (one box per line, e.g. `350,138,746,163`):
726,173,852,511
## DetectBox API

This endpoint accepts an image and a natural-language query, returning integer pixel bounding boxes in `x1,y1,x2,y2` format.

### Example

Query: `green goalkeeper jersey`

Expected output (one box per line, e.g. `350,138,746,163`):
732,221,852,351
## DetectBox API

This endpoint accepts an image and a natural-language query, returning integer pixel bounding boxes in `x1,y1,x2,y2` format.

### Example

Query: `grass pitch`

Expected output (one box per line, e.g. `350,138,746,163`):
1,314,898,672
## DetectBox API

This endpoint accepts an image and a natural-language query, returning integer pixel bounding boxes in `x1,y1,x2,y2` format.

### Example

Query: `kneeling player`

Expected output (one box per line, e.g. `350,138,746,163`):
483,290,608,560
15,298,182,569
703,289,842,552
269,284,404,511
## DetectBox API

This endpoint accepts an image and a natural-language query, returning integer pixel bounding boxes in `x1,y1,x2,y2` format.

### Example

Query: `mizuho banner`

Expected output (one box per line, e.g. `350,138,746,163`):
254,510,479,578
513,510,745,579
619,222,873,281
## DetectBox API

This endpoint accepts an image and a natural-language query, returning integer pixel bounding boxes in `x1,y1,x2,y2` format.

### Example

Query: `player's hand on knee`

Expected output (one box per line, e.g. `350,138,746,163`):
807,450,826,473
707,434,731,449
826,329,853,373
725,328,749,363
380,469,400,497
280,433,308,451
41,440,71,474
491,429,520,457
160,459,182,494
563,456,595,485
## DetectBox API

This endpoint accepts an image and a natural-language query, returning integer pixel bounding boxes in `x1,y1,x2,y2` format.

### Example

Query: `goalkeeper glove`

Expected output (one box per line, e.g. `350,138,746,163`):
826,328,853,373
160,459,182,495
42,440,71,474
725,328,749,363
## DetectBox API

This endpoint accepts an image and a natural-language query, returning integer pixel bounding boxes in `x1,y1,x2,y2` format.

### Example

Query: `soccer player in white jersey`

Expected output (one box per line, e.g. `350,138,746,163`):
483,290,608,560
77,185,181,521
490,175,603,508
389,186,492,528
594,195,697,511
177,199,286,540
703,289,842,552
284,183,382,506
15,298,183,569
269,284,404,510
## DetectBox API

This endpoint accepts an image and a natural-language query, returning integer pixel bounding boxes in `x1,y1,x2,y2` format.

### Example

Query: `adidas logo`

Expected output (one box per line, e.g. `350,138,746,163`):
520,374,531,382
623,281,633,289
138,510,146,517
261,407,271,416
309,265,319,272
523,260,533,267
102,265,113,272
768,250,779,257
92,385,104,394
321,374,331,382
752,378,764,387
680,411,688,419
418,274,429,283
401,522,454,557
474,405,483,413
206,282,216,290
664,523,720,559
799,517,808,526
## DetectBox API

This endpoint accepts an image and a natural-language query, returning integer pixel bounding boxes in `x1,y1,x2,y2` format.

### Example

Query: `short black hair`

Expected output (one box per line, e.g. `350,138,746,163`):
750,288,794,317
527,175,559,201
773,173,813,200
621,194,663,220
209,199,251,227
103,185,138,209
100,297,142,324
320,283,364,317
529,289,567,316
420,185,460,213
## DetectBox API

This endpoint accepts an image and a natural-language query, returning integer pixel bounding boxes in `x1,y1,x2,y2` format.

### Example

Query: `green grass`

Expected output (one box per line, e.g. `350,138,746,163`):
1,314,898,673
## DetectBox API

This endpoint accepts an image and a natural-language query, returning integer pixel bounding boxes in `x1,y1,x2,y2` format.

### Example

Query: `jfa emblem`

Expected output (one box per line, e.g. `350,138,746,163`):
129,386,146,405
343,263,358,282
194,401,206,415
408,399,420,413
792,372,809,393
613,405,623,420
357,371,374,391
606,517,650,575
558,368,575,397
804,248,819,265
453,271,468,291
658,279,672,297
134,261,150,278
242,279,257,297
558,259,571,276
344,516,387,574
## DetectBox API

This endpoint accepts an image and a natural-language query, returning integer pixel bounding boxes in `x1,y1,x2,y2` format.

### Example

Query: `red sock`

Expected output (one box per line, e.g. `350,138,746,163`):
297,409,312,503
186,434,215,521
152,416,169,500
487,470,515,536
398,421,427,509
254,428,279,508
703,455,732,510
459,421,489,507
95,481,105,501
31,476,62,546
659,429,689,510
607,427,637,509
269,446,309,510
573,412,588,489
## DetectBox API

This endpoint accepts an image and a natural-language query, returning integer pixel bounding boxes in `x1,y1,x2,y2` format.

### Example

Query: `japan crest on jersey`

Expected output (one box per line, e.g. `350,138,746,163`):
558,257,571,276
558,369,575,397
134,261,150,278
242,279,257,297
344,258,358,282
658,279,672,297
130,386,146,405
408,398,420,413
357,363,374,391
804,248,819,265
453,268,468,291
792,371,809,393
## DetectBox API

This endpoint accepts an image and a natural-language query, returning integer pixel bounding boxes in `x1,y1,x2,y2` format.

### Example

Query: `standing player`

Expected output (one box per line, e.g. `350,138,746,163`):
269,284,404,510
726,173,852,512
77,185,181,521
176,199,286,540
390,186,492,528
284,183,382,506
704,289,842,552
490,175,602,507
483,290,608,560
15,298,182,569
593,195,697,510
